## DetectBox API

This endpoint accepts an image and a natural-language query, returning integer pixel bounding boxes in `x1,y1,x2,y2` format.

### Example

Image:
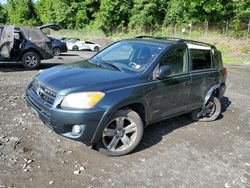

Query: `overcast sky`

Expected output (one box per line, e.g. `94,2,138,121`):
0,0,6,4
0,0,37,4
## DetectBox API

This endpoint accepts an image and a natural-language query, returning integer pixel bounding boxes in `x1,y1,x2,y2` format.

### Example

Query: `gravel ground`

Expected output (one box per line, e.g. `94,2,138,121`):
0,48,249,188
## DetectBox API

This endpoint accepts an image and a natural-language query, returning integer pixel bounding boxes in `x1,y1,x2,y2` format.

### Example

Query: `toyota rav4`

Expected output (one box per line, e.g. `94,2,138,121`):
25,36,227,156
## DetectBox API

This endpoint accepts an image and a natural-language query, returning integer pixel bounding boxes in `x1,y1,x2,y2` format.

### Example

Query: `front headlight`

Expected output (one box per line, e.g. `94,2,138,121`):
61,92,105,109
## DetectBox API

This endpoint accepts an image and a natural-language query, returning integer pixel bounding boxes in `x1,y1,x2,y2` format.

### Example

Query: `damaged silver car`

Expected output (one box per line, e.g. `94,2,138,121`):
0,25,54,70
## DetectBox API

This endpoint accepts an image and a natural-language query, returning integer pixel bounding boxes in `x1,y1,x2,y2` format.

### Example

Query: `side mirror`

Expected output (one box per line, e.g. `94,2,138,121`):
156,66,171,79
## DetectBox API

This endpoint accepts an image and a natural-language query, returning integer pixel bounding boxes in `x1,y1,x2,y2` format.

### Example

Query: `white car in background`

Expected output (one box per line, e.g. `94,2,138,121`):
66,40,100,52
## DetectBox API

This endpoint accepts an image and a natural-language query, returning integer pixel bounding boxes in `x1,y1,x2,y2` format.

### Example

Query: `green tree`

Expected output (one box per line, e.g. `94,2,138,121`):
164,0,189,25
129,0,167,29
7,0,39,26
233,0,250,22
0,4,7,24
36,0,99,29
186,0,234,23
93,0,133,33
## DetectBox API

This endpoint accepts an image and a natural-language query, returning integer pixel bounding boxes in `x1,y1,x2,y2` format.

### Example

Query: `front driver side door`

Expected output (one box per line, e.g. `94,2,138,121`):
150,45,192,121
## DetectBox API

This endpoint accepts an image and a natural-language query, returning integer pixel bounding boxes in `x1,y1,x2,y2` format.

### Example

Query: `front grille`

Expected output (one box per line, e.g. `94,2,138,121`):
31,80,56,105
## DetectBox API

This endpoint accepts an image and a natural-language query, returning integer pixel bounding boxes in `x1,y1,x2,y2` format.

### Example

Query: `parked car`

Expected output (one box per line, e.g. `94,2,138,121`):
0,25,54,70
25,36,227,156
49,37,68,56
64,38,80,49
38,24,67,56
67,40,100,52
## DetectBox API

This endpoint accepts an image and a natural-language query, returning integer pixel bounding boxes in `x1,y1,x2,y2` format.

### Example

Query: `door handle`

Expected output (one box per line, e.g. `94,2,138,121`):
185,80,192,85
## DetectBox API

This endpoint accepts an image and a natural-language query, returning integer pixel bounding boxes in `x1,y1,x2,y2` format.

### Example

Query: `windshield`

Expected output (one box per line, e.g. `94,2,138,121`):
90,40,164,73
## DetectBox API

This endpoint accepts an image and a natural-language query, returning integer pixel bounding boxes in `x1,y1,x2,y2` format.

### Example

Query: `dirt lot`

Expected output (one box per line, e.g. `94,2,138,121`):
0,46,250,187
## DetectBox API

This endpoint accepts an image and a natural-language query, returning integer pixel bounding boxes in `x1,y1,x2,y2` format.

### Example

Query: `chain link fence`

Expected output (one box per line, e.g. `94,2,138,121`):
109,20,250,39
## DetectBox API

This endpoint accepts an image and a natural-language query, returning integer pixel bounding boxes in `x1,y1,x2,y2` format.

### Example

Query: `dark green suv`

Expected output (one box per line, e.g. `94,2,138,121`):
25,36,227,156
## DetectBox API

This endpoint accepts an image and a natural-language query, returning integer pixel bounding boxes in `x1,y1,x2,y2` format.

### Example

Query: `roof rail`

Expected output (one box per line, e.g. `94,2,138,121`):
136,35,183,42
135,36,216,49
180,39,216,48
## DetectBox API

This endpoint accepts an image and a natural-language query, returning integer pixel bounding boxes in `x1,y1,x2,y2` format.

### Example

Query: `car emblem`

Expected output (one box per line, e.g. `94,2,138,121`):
36,85,44,97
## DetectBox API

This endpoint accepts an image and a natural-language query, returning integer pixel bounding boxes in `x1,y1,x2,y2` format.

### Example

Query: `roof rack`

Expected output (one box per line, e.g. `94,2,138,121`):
136,36,183,42
135,35,216,49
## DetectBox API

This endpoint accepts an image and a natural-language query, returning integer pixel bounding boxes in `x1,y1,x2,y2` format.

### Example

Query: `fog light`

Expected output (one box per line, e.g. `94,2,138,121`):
72,125,82,135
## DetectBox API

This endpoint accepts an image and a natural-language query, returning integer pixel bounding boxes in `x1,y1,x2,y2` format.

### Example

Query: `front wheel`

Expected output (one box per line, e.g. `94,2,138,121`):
21,52,41,70
96,109,144,156
190,96,221,122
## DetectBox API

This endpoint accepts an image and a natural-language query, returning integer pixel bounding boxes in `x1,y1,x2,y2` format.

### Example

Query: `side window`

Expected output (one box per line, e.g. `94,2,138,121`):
160,47,189,75
190,49,212,70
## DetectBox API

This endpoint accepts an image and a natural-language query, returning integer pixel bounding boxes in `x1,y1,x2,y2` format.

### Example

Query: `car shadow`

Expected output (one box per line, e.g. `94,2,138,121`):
59,53,79,57
0,62,62,72
133,96,232,154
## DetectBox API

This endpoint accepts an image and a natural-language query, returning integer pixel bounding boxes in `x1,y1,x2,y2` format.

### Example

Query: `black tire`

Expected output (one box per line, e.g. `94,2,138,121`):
190,96,221,122
72,45,79,51
21,51,41,70
94,46,99,52
53,47,61,56
96,109,144,156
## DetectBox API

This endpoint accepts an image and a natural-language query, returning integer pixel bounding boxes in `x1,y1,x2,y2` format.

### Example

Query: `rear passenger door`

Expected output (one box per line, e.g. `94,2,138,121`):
187,48,219,110
150,45,192,121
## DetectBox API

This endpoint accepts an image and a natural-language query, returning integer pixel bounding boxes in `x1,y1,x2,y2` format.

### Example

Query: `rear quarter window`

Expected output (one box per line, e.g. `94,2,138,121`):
213,50,223,69
190,49,212,70
0,27,3,39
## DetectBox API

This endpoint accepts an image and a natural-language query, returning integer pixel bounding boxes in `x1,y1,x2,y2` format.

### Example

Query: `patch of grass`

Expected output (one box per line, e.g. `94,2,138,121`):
50,29,106,40
240,46,250,53
217,45,232,54
223,56,244,64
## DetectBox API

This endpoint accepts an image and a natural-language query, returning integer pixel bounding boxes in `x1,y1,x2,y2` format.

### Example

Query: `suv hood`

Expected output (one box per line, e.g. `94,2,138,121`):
36,60,141,95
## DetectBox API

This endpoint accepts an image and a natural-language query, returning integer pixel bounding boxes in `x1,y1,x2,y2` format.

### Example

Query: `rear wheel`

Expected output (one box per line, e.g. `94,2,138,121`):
96,109,144,156
190,96,221,122
21,51,41,70
72,45,78,51
53,47,61,56
94,46,99,52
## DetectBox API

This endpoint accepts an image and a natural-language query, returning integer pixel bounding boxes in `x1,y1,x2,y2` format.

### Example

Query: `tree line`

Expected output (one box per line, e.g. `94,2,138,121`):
0,0,249,34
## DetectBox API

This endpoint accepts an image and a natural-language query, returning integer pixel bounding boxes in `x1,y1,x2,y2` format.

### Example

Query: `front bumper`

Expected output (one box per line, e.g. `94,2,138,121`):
25,88,106,143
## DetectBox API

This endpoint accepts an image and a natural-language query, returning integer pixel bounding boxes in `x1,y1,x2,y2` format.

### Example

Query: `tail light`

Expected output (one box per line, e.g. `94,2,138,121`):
223,67,228,74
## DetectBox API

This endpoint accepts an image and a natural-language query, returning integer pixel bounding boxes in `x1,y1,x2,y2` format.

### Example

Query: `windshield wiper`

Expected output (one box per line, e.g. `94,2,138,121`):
102,61,123,72
94,56,123,71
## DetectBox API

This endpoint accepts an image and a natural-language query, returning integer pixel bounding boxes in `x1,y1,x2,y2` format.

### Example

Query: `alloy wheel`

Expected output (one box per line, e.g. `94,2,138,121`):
102,117,137,152
25,55,38,67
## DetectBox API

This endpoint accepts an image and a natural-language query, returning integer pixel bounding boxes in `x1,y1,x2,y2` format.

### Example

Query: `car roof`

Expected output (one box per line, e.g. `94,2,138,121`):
132,36,216,50
123,38,174,48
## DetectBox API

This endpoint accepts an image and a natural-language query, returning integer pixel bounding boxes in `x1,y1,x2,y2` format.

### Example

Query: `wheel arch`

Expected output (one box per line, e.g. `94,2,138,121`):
91,100,149,143
21,48,43,60
204,84,222,107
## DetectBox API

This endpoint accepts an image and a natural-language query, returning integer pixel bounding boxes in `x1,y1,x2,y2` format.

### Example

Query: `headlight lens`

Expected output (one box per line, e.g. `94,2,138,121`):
61,92,105,109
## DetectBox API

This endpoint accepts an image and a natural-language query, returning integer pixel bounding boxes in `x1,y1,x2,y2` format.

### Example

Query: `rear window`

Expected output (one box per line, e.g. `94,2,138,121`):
21,27,50,43
190,49,212,70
